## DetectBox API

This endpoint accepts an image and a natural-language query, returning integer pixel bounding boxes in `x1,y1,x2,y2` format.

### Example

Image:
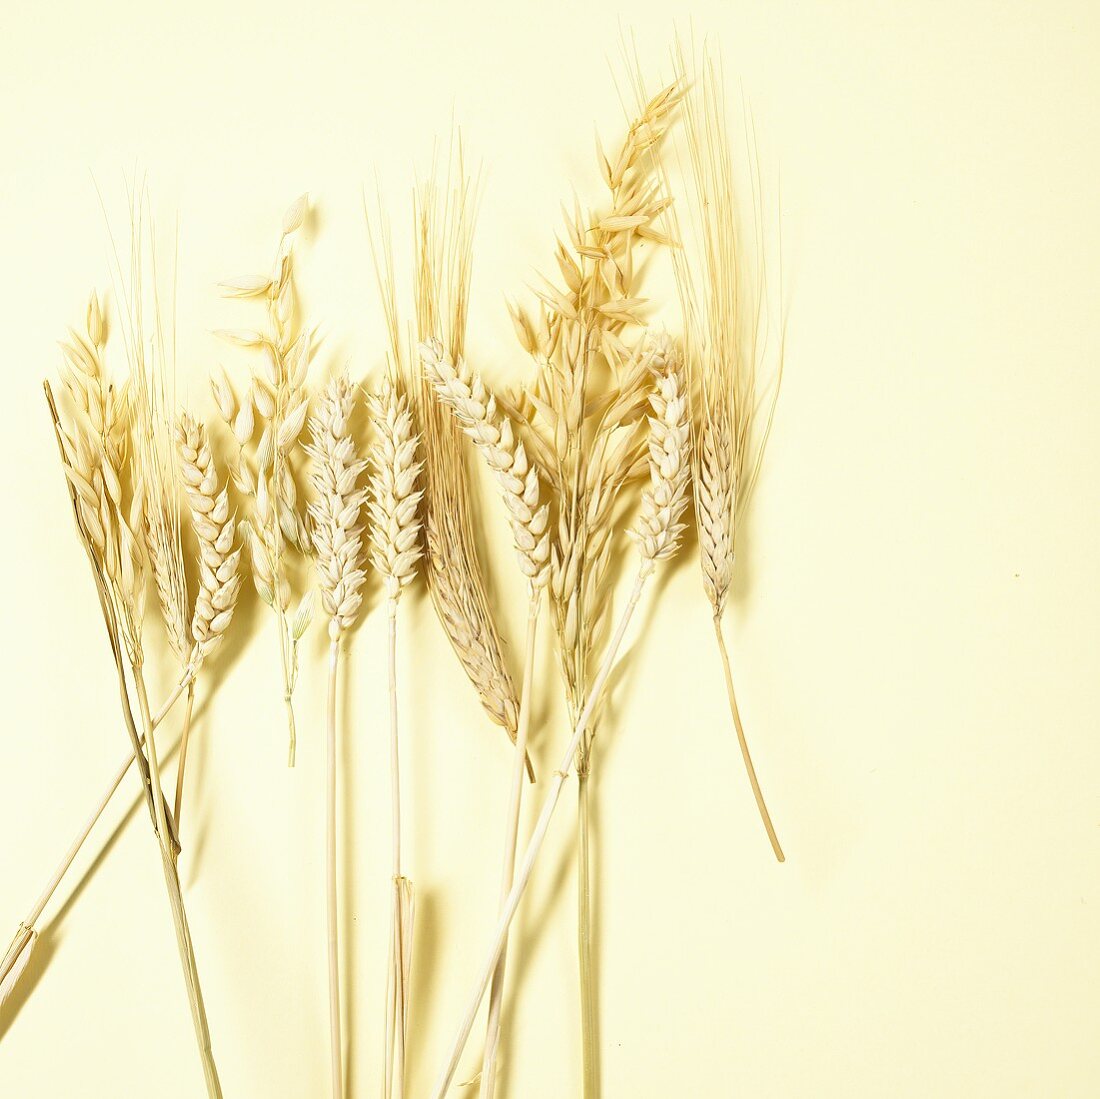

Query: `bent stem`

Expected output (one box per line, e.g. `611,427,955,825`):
0,670,193,995
172,680,197,832
712,615,784,863
480,597,540,1099
133,663,223,1099
325,636,343,1099
384,599,414,1099
430,567,649,1099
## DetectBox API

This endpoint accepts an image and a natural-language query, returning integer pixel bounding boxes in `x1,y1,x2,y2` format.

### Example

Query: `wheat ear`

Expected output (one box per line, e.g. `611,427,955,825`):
366,376,423,1099
304,374,369,1099
420,337,552,1095
429,348,691,1099
667,42,786,861
171,412,243,822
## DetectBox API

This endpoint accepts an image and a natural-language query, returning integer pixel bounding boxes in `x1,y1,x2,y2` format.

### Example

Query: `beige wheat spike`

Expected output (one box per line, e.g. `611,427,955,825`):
368,376,423,601
175,414,242,660
306,374,368,640
421,339,550,592
628,339,692,562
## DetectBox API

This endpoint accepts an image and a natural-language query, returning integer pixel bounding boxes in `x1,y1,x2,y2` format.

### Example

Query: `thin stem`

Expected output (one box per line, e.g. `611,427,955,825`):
325,635,343,1099
385,598,408,1099
133,663,223,1099
279,615,298,767
429,568,649,1099
3,668,192,958
480,597,540,1099
0,671,193,996
577,772,598,1099
712,614,784,862
172,680,197,833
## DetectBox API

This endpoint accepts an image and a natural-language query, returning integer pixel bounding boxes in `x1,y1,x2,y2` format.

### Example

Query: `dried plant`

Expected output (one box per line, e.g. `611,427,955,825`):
117,203,243,833
367,375,423,1099
667,44,786,861
428,347,692,1099
215,193,314,765
173,413,243,822
44,293,223,1096
370,167,529,775
420,338,550,1095
502,80,682,1095
305,374,369,1099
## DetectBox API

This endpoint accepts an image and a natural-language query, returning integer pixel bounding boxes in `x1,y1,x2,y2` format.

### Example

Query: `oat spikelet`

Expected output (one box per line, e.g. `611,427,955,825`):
215,194,314,762
368,377,423,601
306,375,368,639
57,295,146,658
175,414,242,660
421,340,550,592
629,341,692,564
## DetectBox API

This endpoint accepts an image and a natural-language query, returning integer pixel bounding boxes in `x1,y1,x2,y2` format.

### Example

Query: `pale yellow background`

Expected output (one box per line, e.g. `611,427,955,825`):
1,2,1098,1097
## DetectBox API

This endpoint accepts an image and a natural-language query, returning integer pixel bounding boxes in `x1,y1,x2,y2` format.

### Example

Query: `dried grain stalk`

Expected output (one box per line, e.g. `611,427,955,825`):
305,374,370,1099
46,295,223,1095
428,347,692,1099
215,194,314,765
420,339,551,1096
502,80,682,1097
666,43,786,861
368,375,423,1099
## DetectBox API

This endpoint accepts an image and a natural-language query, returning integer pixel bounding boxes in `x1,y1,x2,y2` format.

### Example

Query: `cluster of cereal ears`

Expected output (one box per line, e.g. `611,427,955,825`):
305,375,368,638
175,413,243,662
368,377,423,601
630,340,692,564
421,339,550,592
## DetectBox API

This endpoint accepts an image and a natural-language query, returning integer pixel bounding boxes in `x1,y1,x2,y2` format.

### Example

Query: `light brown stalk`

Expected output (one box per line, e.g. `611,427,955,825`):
430,569,649,1099
133,662,223,1099
0,671,193,1001
713,616,784,860
383,599,414,1099
325,637,342,1099
172,681,197,831
480,597,540,1099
